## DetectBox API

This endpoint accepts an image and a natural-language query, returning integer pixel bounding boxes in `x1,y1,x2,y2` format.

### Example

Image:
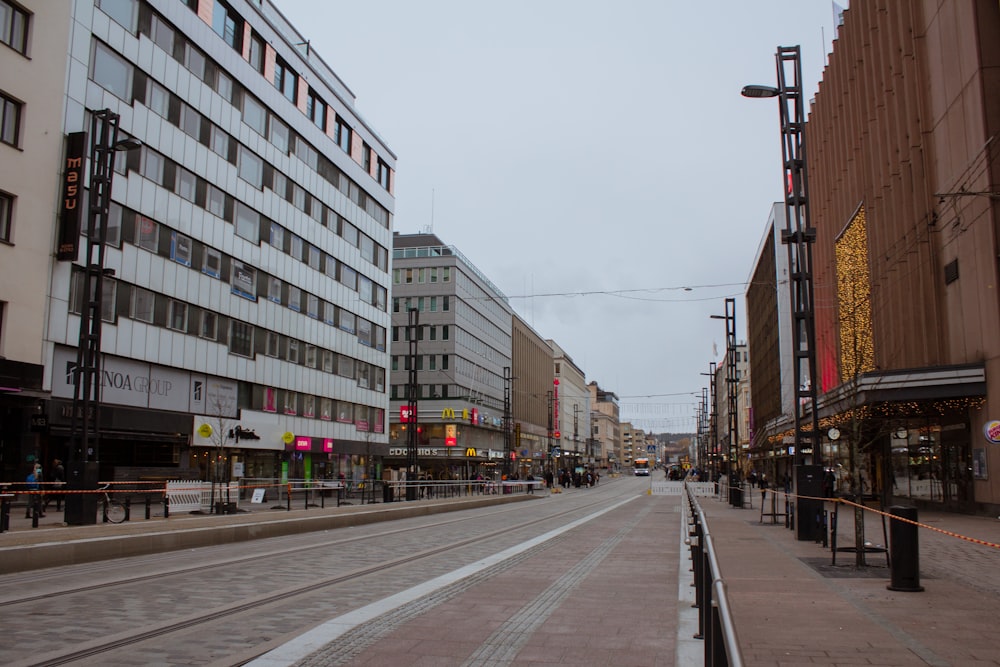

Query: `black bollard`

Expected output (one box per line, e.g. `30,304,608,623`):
887,506,924,592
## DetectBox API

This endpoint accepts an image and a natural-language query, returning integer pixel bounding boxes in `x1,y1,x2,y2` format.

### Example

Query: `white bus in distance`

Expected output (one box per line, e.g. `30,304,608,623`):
633,458,651,476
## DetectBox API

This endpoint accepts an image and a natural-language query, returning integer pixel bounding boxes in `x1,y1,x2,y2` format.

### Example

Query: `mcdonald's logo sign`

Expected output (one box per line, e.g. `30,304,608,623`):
465,448,477,457
462,409,469,420
441,408,456,419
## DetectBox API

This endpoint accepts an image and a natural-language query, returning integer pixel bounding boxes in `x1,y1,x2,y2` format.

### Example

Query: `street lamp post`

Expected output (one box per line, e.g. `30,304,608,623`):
712,297,741,505
405,308,419,500
65,109,139,525
743,46,823,537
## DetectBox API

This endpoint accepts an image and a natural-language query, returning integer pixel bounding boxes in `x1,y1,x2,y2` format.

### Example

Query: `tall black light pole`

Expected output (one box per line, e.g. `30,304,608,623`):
405,308,419,500
742,46,822,469
546,390,554,477
502,366,512,479
712,297,740,503
64,109,139,525
700,363,717,482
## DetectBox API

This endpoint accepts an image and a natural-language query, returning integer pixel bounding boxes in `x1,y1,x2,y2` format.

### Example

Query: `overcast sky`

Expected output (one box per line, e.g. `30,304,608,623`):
275,0,840,434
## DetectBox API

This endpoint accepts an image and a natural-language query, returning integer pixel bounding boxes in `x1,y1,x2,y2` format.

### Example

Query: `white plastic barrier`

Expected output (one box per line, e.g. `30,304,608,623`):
165,481,240,513
650,481,715,496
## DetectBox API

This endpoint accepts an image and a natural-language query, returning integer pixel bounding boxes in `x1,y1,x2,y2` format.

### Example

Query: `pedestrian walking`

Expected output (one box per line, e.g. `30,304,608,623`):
25,463,45,518
44,459,65,512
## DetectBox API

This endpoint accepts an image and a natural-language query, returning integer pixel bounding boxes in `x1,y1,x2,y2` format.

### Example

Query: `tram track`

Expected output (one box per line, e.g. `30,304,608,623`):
5,486,631,667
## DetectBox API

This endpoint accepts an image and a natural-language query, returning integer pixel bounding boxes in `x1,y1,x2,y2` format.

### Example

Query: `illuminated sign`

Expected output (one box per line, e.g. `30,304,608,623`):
470,408,478,424
323,438,334,452
442,408,456,419
400,406,415,423
295,436,311,450
57,132,86,261
445,424,457,446
465,448,477,457
985,420,1000,444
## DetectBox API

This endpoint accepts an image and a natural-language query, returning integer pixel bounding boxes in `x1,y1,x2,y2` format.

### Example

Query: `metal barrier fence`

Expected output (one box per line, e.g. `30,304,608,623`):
685,483,744,667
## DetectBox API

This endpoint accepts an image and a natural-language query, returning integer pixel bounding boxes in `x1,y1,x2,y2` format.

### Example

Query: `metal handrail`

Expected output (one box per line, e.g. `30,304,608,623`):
686,483,745,667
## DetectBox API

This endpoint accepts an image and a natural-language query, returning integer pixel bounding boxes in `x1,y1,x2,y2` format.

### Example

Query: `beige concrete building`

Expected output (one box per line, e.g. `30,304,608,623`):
588,380,620,471
549,339,589,470
0,0,74,477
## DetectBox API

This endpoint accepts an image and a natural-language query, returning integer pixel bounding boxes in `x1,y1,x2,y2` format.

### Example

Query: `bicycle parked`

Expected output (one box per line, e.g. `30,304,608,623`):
99,483,127,524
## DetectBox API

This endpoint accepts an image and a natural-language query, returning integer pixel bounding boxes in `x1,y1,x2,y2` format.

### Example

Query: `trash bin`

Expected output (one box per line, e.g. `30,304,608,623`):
383,483,394,503
887,506,924,592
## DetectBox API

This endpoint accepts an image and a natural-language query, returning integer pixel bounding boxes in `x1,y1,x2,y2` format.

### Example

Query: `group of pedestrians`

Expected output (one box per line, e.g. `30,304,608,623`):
556,468,598,489
23,458,65,518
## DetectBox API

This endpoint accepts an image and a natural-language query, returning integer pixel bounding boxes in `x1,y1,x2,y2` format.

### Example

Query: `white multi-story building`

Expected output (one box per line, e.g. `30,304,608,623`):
2,0,395,484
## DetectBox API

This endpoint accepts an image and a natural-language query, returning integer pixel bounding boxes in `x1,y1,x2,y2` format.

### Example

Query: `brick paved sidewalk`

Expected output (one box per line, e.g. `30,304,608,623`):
696,494,1000,666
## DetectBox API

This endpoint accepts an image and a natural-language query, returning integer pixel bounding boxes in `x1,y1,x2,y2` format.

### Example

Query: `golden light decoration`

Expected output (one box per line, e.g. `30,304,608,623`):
835,205,875,381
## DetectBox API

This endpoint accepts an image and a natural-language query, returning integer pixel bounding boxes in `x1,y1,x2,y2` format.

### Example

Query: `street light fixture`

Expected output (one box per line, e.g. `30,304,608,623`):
711,297,740,505
65,108,140,525
744,46,823,538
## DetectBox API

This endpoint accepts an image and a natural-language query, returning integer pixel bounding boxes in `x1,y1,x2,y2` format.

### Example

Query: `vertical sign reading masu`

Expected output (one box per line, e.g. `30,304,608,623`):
57,132,87,261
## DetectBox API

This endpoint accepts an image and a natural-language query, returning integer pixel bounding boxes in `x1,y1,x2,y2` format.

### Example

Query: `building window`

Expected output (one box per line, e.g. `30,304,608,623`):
248,31,265,73
363,143,371,172
0,91,20,147
269,221,284,250
306,89,325,130
265,331,280,357
206,184,226,217
141,149,164,184
308,244,320,270
287,339,299,363
266,276,281,303
202,246,221,278
175,167,197,202
97,0,137,33
132,287,154,323
0,191,12,242
270,116,289,154
234,201,259,242
290,234,303,261
377,159,390,190
199,310,217,340
1,0,29,54
184,43,206,81
283,390,297,415
241,93,267,137
322,350,334,373
90,40,133,100
307,294,319,319
229,320,253,357
168,300,187,331
212,0,243,53
274,58,297,103
305,344,317,368
287,285,301,311
180,104,201,140
150,14,174,54
170,231,192,266
231,259,256,300
334,116,351,153
237,147,263,188
136,216,158,251
145,79,170,117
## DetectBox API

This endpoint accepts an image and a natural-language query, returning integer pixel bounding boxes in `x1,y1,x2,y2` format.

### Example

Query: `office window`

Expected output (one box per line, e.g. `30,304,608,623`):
307,294,319,319
97,0,137,32
202,246,221,278
145,80,169,117
184,44,206,81
206,184,226,217
0,191,12,242
274,58,297,103
141,149,164,184
334,116,351,153
339,310,355,335
180,104,201,140
241,93,267,136
359,275,373,305
283,390,297,415
136,216,158,251
170,231,192,266
212,0,243,53
150,14,174,54
363,143,371,172
267,276,281,303
320,397,333,420
238,147,263,188
340,264,357,290
337,355,354,379
291,183,306,211
294,136,317,169
267,223,284,251
1,0,28,54
132,287,154,323
234,201,259,241
175,167,197,202
290,234,303,261
303,395,315,418
306,89,325,130
199,310,217,340
308,244,320,270
305,344,317,369
208,125,229,160
231,259,256,300
270,116,289,154
229,320,253,357
90,41,133,100
377,159,390,190
168,300,187,331
213,69,233,102
265,331,280,357
287,339,299,363
287,285,301,311
248,31,265,73
341,220,358,247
